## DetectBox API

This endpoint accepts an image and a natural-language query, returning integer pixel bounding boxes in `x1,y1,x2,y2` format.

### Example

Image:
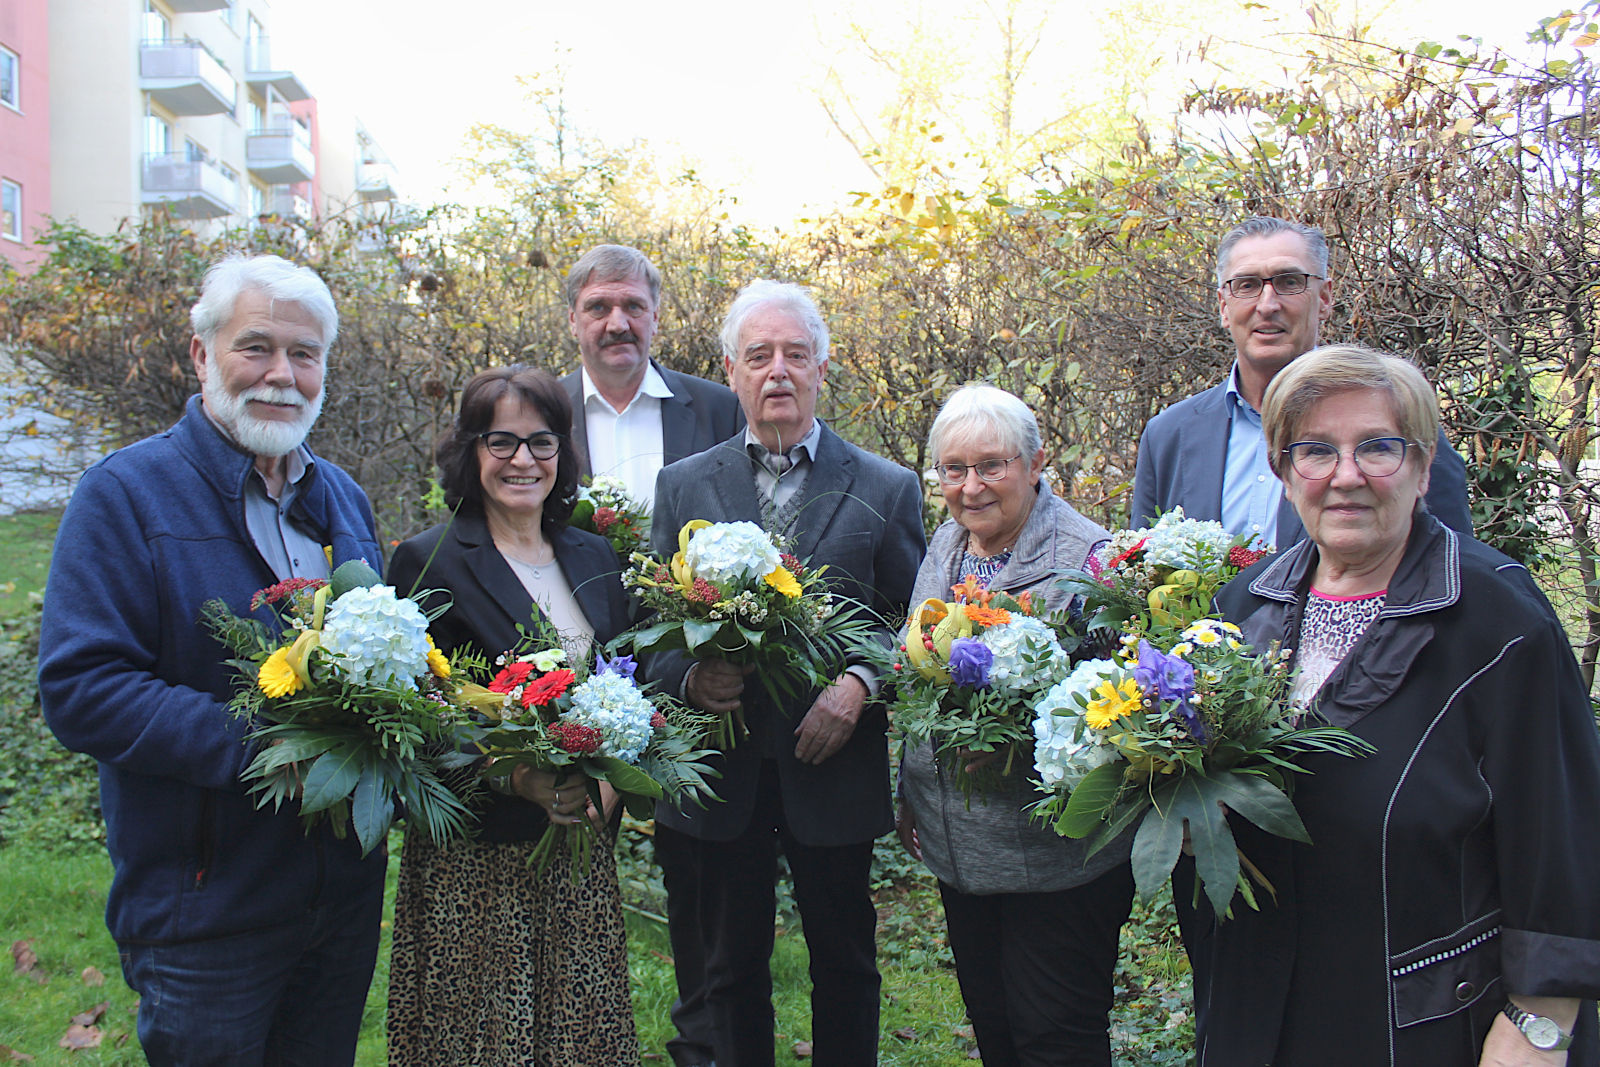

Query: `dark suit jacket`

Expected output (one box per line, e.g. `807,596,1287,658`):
387,509,634,843
561,360,745,482
1130,380,1473,548
648,426,927,847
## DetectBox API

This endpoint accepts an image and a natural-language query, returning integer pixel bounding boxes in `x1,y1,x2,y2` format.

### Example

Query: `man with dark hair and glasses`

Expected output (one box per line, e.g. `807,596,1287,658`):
1130,215,1471,549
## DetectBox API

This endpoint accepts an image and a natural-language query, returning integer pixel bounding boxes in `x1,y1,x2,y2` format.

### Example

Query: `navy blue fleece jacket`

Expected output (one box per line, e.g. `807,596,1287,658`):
39,395,386,944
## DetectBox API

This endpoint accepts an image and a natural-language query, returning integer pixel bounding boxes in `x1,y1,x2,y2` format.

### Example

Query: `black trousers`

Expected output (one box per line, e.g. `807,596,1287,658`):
686,759,880,1067
939,862,1135,1067
656,823,716,1066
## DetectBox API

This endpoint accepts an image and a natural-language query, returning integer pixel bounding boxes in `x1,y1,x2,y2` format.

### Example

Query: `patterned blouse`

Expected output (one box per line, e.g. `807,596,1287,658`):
1292,588,1387,708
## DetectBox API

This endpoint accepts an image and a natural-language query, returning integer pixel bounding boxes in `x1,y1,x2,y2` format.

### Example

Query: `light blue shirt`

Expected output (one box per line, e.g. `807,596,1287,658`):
243,446,331,583
1221,364,1279,548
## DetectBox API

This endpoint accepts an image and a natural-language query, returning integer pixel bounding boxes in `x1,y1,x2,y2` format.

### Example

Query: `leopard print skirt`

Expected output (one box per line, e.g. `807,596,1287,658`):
386,831,641,1067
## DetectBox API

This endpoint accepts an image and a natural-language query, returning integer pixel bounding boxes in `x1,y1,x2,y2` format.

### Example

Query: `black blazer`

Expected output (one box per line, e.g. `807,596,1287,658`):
561,360,745,481
387,509,634,842
647,425,927,847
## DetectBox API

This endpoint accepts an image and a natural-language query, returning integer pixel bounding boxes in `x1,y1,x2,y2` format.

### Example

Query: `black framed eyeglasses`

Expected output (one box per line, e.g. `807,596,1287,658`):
1282,437,1412,480
935,455,1021,485
478,430,565,460
1219,272,1324,299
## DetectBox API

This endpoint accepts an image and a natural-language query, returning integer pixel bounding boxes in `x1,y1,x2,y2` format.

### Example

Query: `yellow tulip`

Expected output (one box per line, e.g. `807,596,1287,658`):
905,598,952,681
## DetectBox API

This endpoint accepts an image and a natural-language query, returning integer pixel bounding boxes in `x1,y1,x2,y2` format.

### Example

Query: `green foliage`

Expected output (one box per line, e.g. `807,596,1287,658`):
0,604,104,852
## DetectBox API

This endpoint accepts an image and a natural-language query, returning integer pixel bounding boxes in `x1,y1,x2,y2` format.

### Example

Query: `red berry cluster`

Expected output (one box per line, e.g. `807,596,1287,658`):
650,712,667,730
1227,545,1268,570
686,578,720,605
250,577,327,611
780,553,804,577
653,565,673,584
548,721,603,754
594,506,619,534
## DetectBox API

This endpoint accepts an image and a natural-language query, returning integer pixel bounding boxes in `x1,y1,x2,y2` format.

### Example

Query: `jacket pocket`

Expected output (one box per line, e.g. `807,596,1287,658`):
1390,911,1502,1027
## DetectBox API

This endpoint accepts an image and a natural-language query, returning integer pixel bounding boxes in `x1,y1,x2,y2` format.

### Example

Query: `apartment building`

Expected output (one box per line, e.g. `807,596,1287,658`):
0,0,400,270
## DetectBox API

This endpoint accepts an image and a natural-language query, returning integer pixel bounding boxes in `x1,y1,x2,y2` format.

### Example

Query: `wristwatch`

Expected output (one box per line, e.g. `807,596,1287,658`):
1503,1002,1574,1051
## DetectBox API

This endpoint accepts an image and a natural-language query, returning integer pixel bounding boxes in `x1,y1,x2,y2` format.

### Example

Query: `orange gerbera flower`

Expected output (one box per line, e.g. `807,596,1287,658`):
964,605,1013,627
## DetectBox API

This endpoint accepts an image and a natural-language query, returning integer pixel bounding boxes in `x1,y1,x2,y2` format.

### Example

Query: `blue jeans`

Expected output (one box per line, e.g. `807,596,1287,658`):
118,886,383,1067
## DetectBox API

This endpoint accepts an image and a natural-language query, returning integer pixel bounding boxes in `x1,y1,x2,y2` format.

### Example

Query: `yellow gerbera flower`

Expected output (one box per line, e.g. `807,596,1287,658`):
764,566,802,598
258,645,301,698
426,635,451,679
1084,677,1142,730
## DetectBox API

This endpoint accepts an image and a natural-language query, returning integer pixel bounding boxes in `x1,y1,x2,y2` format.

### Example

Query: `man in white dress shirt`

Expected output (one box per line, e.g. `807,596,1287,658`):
560,245,742,511
558,244,740,1067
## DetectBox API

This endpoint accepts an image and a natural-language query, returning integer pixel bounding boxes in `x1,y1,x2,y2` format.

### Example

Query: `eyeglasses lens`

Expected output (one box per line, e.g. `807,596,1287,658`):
483,433,560,460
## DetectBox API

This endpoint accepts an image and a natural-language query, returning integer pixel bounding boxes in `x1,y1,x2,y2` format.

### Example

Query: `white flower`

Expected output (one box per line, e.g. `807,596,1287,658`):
319,585,432,690
565,672,658,763
976,615,1067,693
1032,658,1123,791
519,648,568,672
1180,619,1240,648
581,475,635,511
1140,507,1234,569
685,521,781,585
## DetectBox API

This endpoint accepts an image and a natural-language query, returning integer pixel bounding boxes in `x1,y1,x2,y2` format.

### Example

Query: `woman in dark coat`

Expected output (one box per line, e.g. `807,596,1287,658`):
384,365,639,1067
1196,344,1600,1067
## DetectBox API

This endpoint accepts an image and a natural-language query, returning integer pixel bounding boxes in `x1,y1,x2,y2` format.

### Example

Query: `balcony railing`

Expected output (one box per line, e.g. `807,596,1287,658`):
140,41,236,116
243,37,310,102
247,125,315,184
356,162,397,202
163,0,230,10
141,153,238,219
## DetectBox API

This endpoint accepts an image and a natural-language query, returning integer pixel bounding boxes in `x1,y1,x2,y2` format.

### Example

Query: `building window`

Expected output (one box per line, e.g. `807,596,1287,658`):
1,180,21,242
0,46,18,111
146,115,174,156
143,3,169,44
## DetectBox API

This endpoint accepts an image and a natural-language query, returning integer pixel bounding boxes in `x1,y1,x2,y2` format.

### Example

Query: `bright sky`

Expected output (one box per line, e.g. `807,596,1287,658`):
266,0,1552,228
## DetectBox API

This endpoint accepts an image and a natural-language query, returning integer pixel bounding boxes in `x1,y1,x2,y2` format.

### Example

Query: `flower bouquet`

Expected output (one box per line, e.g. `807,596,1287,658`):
202,560,478,857
465,640,720,876
1030,619,1374,917
620,520,876,747
875,578,1076,797
1060,507,1269,641
570,475,651,559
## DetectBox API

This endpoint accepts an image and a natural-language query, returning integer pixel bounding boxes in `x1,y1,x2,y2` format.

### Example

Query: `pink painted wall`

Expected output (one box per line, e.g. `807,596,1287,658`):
0,0,51,271
290,96,318,217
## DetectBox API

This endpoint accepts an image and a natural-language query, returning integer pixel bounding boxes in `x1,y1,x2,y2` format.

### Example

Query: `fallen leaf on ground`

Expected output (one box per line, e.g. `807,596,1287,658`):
791,1040,813,1059
10,940,45,983
0,1044,35,1062
893,1027,918,1041
80,967,105,987
649,949,674,965
113,1033,130,1048
967,1047,982,1060
70,1002,109,1027
57,1025,101,1050
951,1025,975,1039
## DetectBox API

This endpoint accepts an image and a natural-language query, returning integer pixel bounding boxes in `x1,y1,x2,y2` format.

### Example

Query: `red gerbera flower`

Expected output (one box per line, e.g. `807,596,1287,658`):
548,720,603,755
521,669,576,708
488,661,535,694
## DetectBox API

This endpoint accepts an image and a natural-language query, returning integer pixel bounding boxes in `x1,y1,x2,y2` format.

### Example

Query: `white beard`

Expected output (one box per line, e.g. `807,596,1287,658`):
201,352,325,457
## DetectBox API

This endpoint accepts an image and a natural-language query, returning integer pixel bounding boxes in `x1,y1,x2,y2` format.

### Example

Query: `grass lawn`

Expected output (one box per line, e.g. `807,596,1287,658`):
0,509,58,615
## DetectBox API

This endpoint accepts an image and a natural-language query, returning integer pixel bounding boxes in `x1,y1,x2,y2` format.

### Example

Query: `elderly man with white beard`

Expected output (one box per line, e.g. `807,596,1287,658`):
39,255,386,1067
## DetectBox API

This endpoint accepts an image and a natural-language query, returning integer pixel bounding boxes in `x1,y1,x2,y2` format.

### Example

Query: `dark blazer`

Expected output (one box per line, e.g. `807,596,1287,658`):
1130,380,1473,548
1192,516,1600,1066
648,425,927,847
561,360,745,481
387,509,634,843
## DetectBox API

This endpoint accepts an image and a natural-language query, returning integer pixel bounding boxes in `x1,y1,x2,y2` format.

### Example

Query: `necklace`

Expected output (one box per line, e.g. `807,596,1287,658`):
498,540,554,578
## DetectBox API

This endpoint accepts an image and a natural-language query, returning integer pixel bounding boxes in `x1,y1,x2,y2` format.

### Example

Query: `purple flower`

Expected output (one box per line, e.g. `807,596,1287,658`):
1134,640,1206,742
948,638,993,689
595,652,639,680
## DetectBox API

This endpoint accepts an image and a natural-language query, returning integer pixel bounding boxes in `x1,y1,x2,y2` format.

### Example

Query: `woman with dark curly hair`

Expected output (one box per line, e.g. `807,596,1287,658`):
384,365,639,1067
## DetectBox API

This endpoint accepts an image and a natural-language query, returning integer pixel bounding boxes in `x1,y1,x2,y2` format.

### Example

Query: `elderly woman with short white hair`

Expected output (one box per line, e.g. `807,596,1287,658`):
896,383,1134,1067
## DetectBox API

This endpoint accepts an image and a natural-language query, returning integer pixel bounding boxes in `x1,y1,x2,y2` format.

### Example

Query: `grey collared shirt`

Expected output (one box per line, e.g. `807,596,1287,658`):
744,419,823,507
243,447,331,582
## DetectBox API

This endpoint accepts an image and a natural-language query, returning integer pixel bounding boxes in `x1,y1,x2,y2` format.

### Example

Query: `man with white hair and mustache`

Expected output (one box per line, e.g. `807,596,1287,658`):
40,254,386,1066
